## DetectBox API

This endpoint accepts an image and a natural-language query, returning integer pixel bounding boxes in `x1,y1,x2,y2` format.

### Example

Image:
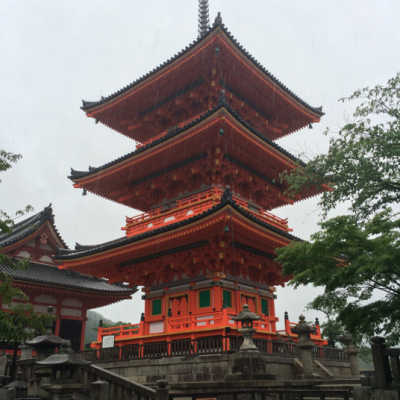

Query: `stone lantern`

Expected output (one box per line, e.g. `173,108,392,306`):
229,304,274,381
19,327,39,360
25,306,65,361
291,315,321,379
4,371,28,398
37,341,91,400
231,303,261,352
339,332,360,376
25,306,66,399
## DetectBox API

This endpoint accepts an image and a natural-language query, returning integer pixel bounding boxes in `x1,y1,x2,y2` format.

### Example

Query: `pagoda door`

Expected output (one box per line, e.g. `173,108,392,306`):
241,295,256,314
170,295,189,328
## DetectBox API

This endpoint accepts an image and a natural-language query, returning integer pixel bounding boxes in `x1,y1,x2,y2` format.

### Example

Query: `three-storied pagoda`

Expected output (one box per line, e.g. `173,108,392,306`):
55,10,327,350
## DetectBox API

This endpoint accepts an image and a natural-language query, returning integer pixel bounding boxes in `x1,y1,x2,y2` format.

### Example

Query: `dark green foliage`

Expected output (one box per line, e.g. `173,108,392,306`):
277,74,400,346
280,72,400,221
277,208,400,345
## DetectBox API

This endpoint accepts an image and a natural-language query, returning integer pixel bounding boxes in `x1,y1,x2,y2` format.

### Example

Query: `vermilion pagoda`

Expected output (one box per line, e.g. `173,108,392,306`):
55,13,327,350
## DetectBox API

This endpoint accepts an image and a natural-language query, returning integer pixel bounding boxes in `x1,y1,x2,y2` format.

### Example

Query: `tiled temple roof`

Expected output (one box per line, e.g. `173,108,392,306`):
0,205,68,249
81,16,323,117
0,261,136,294
55,188,302,261
69,99,306,181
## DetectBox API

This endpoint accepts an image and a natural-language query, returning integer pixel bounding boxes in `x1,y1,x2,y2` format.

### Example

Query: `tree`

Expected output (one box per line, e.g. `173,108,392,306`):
0,150,54,344
305,293,346,347
276,73,400,345
280,72,400,222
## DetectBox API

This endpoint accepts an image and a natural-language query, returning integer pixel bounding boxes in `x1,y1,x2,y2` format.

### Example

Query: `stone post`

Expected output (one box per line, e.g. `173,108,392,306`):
155,379,169,400
291,315,321,380
339,332,361,377
19,327,38,360
4,371,28,398
6,388,16,400
370,336,392,389
0,350,10,386
90,380,109,400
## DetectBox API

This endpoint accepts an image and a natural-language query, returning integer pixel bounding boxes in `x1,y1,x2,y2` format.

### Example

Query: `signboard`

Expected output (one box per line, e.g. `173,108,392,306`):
102,335,115,349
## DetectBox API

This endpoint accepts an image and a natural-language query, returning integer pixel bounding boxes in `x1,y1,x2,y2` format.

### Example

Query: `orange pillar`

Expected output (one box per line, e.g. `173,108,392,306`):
284,311,291,335
269,298,277,332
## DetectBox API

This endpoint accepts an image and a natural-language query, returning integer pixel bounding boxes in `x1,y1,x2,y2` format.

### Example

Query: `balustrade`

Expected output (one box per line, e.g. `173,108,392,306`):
77,336,346,363
124,186,289,237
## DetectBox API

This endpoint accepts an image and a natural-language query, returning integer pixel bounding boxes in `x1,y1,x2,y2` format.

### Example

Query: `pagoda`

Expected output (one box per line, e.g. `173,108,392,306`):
55,7,327,351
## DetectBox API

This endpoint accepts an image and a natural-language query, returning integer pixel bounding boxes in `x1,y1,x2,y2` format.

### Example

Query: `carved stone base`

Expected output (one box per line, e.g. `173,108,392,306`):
231,350,273,380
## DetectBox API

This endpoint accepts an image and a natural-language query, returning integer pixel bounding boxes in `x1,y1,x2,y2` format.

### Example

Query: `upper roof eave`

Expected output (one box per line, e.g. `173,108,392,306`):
0,260,137,294
80,21,324,118
69,102,306,183
0,205,68,250
54,189,302,262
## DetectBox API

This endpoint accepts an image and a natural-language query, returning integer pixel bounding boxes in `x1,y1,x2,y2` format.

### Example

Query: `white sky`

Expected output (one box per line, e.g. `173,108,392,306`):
1,0,400,327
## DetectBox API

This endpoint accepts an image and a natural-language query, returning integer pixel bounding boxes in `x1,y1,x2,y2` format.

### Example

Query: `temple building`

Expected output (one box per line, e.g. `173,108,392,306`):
54,12,328,351
0,205,137,351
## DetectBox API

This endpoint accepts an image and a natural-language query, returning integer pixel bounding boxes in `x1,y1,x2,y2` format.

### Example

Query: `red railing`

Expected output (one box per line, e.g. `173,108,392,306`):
276,317,322,340
96,311,277,345
123,186,289,236
99,323,140,338
79,336,345,363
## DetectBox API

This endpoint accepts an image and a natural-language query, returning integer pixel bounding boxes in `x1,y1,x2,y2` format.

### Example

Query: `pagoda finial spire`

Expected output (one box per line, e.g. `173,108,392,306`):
198,0,210,38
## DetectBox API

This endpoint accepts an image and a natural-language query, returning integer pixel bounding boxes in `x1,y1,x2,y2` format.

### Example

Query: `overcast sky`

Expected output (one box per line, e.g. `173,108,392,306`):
1,0,400,326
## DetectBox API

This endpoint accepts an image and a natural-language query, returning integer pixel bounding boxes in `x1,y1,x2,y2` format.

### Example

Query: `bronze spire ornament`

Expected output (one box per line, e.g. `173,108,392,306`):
198,0,210,37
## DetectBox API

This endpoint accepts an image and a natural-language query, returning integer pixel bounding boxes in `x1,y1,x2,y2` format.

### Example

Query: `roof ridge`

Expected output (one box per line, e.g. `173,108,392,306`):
69,100,304,182
81,21,323,116
0,204,69,250
0,260,137,293
55,188,300,261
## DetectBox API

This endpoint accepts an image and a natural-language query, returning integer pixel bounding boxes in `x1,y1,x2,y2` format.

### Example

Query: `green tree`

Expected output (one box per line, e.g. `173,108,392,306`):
281,72,400,222
276,73,400,345
0,150,54,344
305,293,346,347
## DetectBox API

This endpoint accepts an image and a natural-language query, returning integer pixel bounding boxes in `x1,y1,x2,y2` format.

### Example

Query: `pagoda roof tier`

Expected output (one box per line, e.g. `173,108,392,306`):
0,204,67,250
81,18,323,142
70,104,326,212
55,189,298,288
0,262,135,309
0,261,135,296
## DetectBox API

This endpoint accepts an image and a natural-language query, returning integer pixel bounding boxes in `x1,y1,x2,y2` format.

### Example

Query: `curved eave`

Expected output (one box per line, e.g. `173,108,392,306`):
0,220,67,255
55,196,301,265
0,209,68,251
12,279,136,296
81,23,323,120
70,104,304,185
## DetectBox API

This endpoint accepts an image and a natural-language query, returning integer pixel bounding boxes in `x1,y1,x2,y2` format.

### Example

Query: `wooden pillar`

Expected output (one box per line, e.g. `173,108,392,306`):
144,291,151,335
55,297,61,336
234,282,240,314
189,283,196,314
80,304,87,351
269,297,277,332
213,278,222,320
